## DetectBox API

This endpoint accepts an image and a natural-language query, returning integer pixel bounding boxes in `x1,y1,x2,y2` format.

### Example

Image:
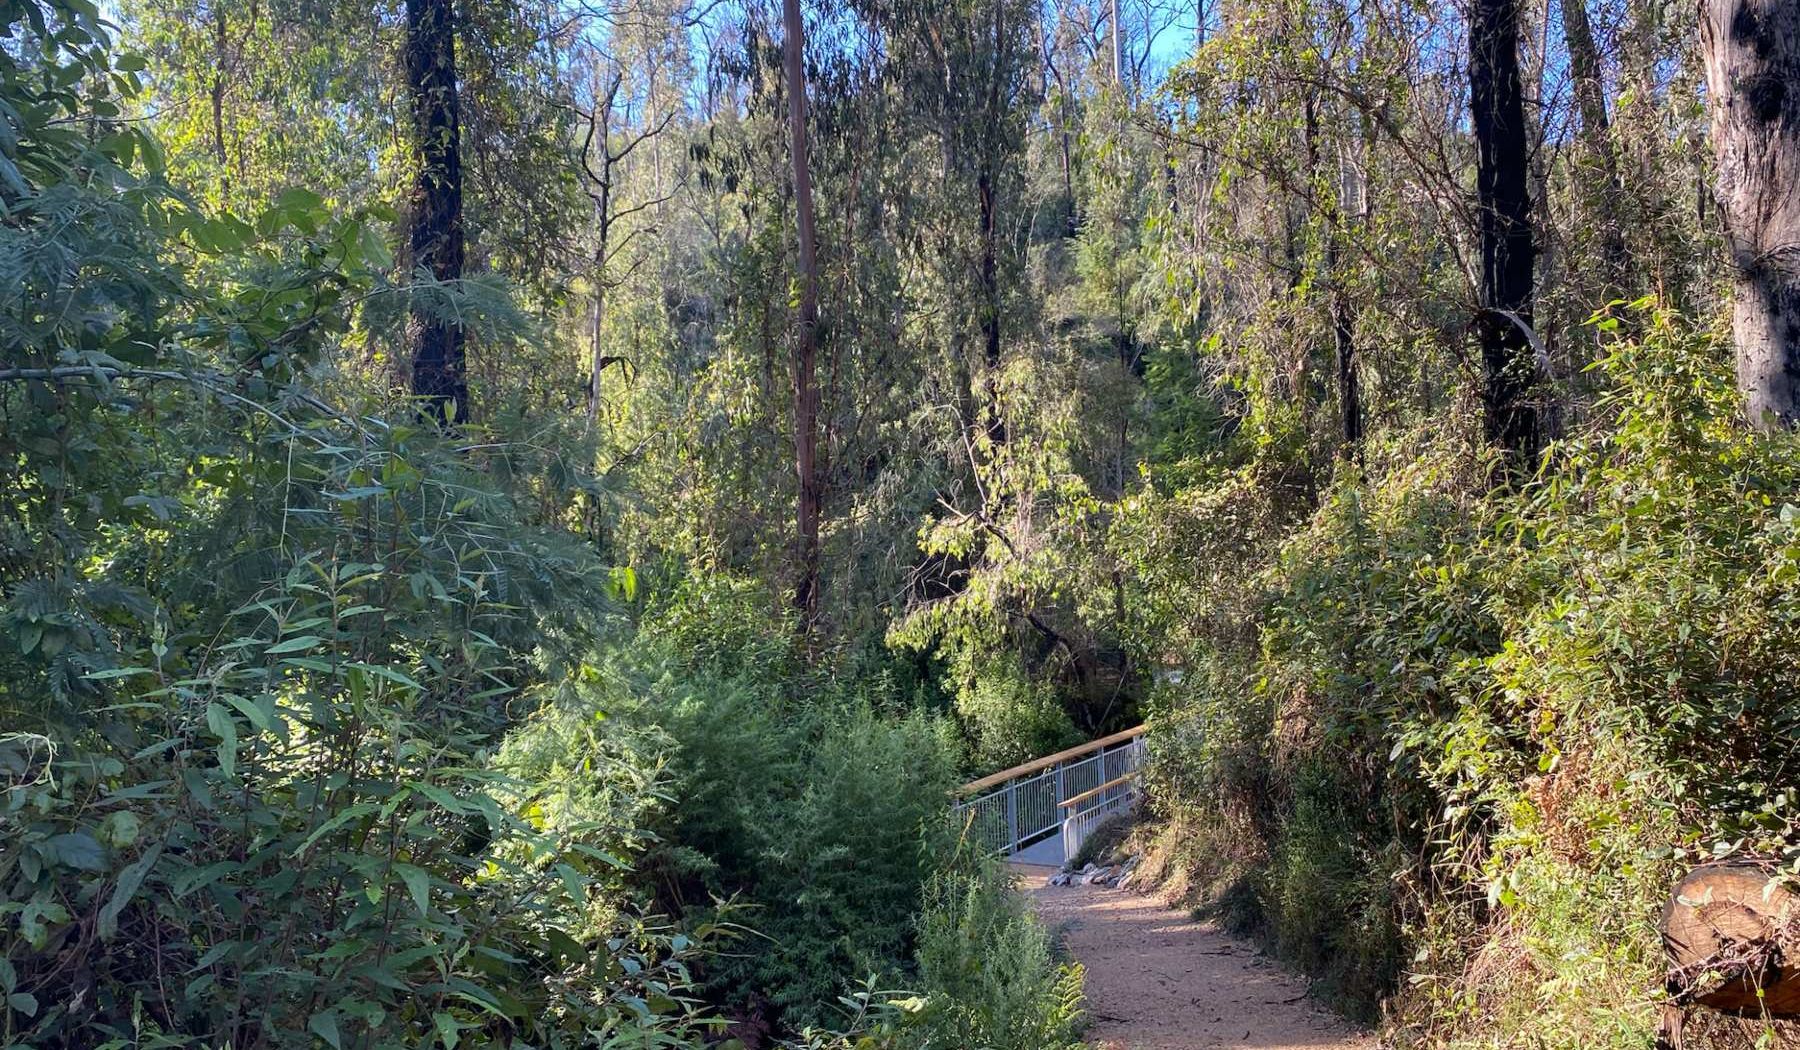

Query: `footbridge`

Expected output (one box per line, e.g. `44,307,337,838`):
952,726,1146,867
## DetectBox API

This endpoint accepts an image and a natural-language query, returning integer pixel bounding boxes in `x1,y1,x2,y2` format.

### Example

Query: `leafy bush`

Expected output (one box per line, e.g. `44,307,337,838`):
1131,305,1800,1043
0,8,721,1045
505,585,967,1032
902,855,1085,1050
947,650,1081,775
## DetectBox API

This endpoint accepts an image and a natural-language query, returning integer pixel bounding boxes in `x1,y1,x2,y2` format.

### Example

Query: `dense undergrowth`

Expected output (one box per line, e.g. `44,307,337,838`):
0,6,1085,1047
9,0,1799,1044
1127,308,1800,1046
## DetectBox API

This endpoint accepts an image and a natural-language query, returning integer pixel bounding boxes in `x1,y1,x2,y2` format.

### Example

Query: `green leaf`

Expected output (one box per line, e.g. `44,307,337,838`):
274,186,325,214
102,810,141,847
411,783,469,815
8,991,38,1018
395,863,430,916
349,662,422,691
172,859,240,898
289,802,378,857
265,634,324,655
83,666,156,680
49,831,105,871
99,842,162,941
432,1011,460,1049
554,862,585,904
206,702,237,779
221,692,272,732
308,1008,342,1049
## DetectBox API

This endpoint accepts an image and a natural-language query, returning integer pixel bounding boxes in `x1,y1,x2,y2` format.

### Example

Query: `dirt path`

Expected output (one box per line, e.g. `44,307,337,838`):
1018,865,1376,1050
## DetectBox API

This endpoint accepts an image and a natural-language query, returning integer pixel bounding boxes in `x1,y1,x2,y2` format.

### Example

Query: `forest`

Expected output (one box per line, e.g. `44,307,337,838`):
4,0,1800,1045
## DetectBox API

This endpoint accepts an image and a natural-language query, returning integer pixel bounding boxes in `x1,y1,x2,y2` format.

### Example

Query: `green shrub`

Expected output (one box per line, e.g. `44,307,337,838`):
522,593,966,1031
0,10,722,1044
904,856,1085,1050
949,650,1081,775
1132,306,1800,1042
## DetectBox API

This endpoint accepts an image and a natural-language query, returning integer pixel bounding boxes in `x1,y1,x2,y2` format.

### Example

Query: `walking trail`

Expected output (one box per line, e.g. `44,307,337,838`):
1017,865,1376,1050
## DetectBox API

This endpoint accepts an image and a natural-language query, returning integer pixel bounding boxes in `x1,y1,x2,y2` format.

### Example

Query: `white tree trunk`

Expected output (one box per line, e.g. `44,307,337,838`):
1701,0,1800,429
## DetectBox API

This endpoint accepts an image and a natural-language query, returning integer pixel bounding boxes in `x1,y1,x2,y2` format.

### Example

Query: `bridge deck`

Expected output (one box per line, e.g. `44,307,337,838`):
1010,833,1064,867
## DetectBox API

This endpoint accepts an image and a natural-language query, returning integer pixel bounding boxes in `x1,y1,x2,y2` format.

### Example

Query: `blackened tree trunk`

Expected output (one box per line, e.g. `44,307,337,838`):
405,0,469,425
783,0,823,620
978,165,1005,447
1701,0,1800,430
1470,0,1539,464
211,3,229,199
976,0,1012,451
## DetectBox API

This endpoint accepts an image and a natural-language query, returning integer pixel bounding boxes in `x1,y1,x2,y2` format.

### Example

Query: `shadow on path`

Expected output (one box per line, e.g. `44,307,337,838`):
1015,864,1377,1050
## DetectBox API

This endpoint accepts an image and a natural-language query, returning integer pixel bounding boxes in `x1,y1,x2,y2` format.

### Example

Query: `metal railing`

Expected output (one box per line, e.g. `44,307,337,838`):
952,726,1145,859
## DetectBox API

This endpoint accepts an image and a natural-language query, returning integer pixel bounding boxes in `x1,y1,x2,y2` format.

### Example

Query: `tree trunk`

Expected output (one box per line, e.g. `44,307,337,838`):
1111,0,1124,87
587,68,615,425
211,3,229,200
1470,0,1539,464
783,0,823,621
978,164,1005,447
1657,862,1800,1050
977,0,1008,450
1560,0,1627,293
404,0,469,425
1701,0,1800,429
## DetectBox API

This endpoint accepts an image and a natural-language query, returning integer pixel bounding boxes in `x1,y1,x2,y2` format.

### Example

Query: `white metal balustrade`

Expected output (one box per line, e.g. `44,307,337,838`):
952,726,1145,864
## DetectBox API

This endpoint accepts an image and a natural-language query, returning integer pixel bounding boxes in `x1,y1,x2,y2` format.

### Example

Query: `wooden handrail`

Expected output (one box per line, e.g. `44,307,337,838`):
1058,773,1135,810
956,725,1145,797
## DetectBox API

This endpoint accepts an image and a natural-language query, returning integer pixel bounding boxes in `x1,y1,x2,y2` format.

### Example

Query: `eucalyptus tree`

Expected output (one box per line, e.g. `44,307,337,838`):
1469,0,1538,463
1558,0,1625,295
853,0,1042,461
1701,0,1800,429
783,0,824,619
404,0,469,424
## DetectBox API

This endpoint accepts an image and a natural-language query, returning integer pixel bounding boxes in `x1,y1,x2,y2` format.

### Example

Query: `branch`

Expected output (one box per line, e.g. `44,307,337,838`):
0,365,361,445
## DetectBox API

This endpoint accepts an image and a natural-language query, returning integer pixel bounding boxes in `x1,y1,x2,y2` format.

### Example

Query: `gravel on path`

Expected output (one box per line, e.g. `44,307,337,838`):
1018,864,1378,1050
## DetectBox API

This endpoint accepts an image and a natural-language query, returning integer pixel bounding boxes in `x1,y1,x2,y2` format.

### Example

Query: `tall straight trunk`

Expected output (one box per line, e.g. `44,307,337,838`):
1701,1,1800,429
977,0,1010,450
587,68,615,425
211,3,229,199
783,0,823,619
1329,146,1361,454
1306,89,1361,455
978,164,1005,446
404,0,468,425
1560,0,1627,292
588,199,609,422
1470,0,1539,464
1111,0,1123,87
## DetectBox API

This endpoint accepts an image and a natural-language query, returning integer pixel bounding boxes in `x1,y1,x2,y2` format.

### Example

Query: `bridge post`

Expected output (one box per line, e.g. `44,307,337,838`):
1005,784,1019,853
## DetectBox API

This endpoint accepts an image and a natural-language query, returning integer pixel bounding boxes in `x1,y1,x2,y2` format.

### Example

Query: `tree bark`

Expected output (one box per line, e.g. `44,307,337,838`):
979,164,1005,447
1470,0,1539,464
1560,0,1626,293
1111,0,1124,87
586,68,618,425
977,0,1010,450
783,0,823,620
211,2,229,199
404,0,469,425
1701,0,1800,429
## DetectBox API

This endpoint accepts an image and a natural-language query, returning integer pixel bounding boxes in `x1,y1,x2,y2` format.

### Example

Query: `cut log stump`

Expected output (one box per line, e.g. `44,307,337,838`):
1656,863,1800,1048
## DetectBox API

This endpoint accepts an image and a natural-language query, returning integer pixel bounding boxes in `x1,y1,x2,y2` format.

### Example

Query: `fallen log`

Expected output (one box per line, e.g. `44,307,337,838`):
1656,862,1800,1048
